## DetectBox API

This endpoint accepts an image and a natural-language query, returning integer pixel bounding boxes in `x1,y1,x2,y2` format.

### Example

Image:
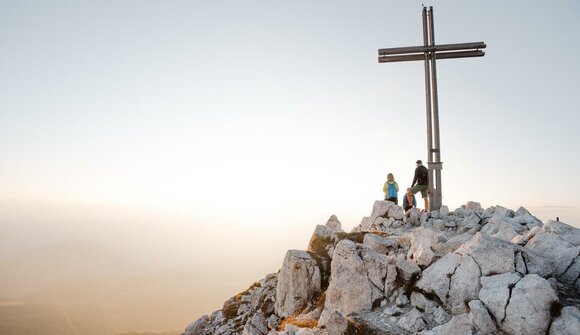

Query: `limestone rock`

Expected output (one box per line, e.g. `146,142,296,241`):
408,227,438,267
420,211,430,224
396,258,421,282
374,216,387,226
468,300,497,334
307,225,340,258
406,207,421,226
526,231,580,277
444,220,457,228
416,252,462,304
433,219,446,230
517,247,556,278
184,315,211,335
388,205,405,220
434,233,472,254
431,210,440,219
454,207,472,218
431,306,452,326
464,201,482,212
479,223,496,236
222,295,242,319
283,324,299,333
324,215,343,231
243,313,268,335
560,256,580,285
493,205,515,219
325,310,348,335
439,205,449,218
397,308,426,333
356,217,369,232
368,200,395,229
425,314,475,335
396,234,412,249
543,219,580,246
275,250,321,318
514,251,526,275
319,240,376,326
461,212,481,229
490,224,520,242
395,291,408,306
510,234,526,245
526,225,542,239
457,233,515,276
363,234,398,254
549,306,580,335
502,274,558,335
410,291,438,313
267,314,280,330
511,225,542,245
384,263,397,297
448,254,481,314
362,249,390,301
294,329,316,335
481,206,495,219
478,272,522,322
387,218,401,228
511,207,543,229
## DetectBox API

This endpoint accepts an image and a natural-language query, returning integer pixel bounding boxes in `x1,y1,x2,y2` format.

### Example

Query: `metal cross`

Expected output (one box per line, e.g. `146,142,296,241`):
378,6,486,211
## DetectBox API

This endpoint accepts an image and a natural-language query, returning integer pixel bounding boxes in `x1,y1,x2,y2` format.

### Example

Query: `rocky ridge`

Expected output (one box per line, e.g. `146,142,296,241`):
183,201,580,335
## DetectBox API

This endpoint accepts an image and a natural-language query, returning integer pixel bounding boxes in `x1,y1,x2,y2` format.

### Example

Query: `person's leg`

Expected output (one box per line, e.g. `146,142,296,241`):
410,185,420,195
419,187,430,211
420,188,429,211
411,185,429,211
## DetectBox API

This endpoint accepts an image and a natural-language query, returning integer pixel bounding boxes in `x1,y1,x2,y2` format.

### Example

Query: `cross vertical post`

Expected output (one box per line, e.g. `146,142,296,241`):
378,6,486,211
427,7,443,211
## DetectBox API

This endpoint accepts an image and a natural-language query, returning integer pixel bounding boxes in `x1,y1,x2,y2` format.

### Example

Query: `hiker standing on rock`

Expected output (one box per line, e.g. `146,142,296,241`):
410,160,430,211
383,173,399,205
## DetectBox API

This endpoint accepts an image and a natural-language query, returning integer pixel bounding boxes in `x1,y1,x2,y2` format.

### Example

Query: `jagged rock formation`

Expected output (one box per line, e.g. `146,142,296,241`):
183,201,580,335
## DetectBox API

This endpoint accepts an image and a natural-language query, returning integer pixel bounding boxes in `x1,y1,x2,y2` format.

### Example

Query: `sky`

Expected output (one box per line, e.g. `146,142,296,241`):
1,0,580,331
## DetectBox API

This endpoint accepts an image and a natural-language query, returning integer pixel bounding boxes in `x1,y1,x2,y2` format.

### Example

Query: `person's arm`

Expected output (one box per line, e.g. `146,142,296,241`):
395,182,399,192
383,182,387,194
411,168,418,187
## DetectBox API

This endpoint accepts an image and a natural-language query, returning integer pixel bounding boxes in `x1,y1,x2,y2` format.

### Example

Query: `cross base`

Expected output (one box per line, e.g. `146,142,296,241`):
427,161,442,211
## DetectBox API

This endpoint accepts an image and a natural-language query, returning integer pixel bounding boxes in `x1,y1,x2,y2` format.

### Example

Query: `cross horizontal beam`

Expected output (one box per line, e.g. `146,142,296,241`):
378,50,484,63
378,41,486,56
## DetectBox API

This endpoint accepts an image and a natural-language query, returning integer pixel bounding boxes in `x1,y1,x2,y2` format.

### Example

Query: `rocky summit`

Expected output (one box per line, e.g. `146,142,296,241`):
182,202,580,335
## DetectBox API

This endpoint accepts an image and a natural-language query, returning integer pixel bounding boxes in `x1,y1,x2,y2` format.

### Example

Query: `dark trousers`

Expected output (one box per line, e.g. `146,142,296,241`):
386,197,398,205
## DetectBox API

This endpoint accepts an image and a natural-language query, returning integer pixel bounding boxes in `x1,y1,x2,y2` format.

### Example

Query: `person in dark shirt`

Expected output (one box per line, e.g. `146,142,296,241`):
410,160,430,211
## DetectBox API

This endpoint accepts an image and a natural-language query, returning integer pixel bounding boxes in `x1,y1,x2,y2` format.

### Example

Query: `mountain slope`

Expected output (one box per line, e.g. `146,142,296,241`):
182,201,580,335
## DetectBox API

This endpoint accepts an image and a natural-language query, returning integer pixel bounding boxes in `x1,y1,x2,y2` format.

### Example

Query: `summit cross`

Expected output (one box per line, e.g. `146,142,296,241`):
378,6,486,211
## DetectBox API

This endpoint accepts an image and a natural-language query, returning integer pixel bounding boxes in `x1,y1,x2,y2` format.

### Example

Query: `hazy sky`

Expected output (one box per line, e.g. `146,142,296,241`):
1,0,580,326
